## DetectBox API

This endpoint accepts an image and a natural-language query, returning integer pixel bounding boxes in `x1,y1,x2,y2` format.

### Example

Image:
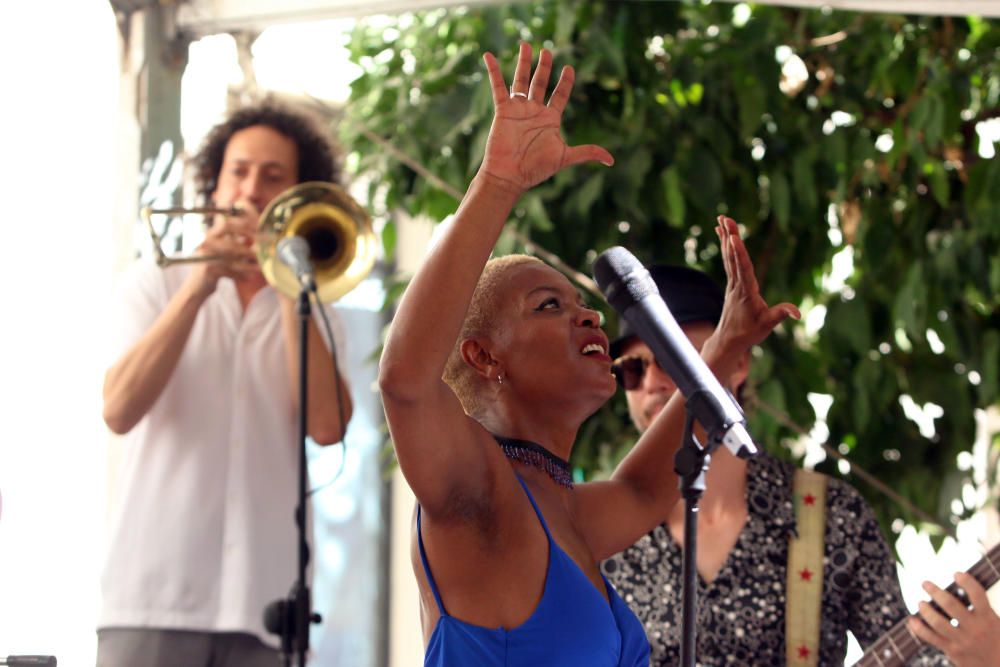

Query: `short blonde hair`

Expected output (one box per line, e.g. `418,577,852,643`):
442,254,545,418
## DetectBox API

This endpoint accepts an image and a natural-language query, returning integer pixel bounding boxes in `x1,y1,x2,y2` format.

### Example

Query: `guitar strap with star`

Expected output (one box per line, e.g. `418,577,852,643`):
785,468,828,666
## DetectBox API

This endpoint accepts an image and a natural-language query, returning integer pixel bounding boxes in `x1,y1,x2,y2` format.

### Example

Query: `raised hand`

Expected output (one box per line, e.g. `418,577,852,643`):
711,215,800,354
480,42,613,194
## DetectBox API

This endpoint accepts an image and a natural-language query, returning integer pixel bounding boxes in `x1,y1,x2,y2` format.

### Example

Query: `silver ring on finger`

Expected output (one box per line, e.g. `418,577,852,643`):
510,90,528,99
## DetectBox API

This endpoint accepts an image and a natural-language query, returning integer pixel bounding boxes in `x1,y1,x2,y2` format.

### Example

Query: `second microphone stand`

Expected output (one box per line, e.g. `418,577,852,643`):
673,391,720,667
264,286,321,667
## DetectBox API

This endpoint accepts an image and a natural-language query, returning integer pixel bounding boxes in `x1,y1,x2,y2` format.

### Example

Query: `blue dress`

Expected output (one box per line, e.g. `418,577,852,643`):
417,476,650,666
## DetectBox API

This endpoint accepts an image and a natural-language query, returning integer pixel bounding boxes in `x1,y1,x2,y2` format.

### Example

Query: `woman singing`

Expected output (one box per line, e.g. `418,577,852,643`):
378,43,797,666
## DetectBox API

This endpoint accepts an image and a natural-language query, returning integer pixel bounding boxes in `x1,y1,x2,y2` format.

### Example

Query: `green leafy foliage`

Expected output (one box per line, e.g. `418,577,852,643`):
342,1,1000,544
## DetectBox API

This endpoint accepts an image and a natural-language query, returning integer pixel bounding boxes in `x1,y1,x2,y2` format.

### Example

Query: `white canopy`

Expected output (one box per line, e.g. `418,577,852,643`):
173,0,999,37
755,0,999,18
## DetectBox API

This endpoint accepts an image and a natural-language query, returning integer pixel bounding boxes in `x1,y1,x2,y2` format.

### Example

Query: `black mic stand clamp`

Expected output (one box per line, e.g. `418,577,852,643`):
264,287,322,667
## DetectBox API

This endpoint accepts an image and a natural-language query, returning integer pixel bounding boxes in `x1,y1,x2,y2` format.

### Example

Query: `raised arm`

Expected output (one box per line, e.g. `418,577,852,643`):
378,43,613,516
577,216,800,558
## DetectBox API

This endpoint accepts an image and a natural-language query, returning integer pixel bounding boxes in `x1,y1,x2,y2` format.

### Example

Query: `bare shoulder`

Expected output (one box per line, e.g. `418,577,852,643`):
385,385,514,520
567,478,656,560
409,465,551,634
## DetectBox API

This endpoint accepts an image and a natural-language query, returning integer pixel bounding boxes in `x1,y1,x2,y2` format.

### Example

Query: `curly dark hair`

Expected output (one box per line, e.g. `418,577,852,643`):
192,98,344,204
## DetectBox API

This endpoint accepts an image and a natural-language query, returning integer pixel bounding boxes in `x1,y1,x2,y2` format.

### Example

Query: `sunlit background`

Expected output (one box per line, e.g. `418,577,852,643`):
0,2,118,663
0,2,997,666
0,3,389,665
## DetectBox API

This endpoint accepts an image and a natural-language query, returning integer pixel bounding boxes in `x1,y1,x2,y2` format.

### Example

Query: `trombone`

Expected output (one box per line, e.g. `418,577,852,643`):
141,181,377,303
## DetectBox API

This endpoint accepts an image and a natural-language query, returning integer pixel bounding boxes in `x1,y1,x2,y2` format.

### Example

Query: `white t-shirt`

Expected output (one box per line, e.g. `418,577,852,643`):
99,260,346,644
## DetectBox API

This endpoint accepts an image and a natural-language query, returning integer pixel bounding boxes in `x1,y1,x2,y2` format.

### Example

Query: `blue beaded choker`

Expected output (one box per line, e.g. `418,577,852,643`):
494,435,574,489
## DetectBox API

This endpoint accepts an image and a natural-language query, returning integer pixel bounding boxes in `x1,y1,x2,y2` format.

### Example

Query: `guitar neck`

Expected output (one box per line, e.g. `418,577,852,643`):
854,542,1000,667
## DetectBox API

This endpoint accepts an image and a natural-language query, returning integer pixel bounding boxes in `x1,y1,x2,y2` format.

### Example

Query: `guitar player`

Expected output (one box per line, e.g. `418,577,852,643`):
600,263,997,666
911,571,1000,667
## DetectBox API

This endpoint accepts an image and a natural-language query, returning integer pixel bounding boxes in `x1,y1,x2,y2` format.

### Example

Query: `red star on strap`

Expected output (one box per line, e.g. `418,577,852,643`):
803,493,816,506
799,568,814,581
797,645,811,659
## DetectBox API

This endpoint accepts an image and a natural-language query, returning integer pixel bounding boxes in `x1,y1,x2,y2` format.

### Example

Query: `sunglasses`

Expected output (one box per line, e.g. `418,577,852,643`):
611,354,662,390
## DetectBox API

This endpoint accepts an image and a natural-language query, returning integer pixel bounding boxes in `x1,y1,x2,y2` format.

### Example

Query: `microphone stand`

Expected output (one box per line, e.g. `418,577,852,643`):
673,390,717,667
264,285,321,667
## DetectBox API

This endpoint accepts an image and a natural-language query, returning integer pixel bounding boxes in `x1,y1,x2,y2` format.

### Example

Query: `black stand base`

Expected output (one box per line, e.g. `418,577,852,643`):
264,583,321,667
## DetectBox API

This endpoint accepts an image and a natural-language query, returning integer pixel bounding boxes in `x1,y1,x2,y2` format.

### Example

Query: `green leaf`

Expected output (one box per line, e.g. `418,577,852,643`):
522,193,555,232
827,298,871,356
573,171,606,216
424,188,460,222
684,150,723,216
894,262,927,341
687,82,704,106
661,166,686,228
622,146,652,189
555,1,577,43
381,219,397,259
927,162,950,208
851,358,881,431
770,171,791,231
979,330,999,405
792,151,817,214
736,77,765,138
468,124,491,175
924,93,945,148
670,79,688,108
749,378,787,447
909,96,931,133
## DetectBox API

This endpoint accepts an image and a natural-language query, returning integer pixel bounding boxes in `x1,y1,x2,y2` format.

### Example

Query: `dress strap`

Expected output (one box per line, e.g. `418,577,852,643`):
415,504,448,616
414,476,552,618
514,475,554,542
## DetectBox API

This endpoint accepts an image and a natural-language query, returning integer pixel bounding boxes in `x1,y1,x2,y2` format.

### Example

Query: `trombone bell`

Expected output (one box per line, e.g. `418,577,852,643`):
257,181,377,303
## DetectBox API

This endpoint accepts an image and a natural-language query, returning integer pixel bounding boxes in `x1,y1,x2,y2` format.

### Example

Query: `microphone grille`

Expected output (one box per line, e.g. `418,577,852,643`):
277,235,310,255
593,246,658,310
592,246,634,290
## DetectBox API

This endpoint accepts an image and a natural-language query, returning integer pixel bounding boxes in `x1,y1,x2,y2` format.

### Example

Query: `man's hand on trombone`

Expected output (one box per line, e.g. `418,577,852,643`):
189,198,261,294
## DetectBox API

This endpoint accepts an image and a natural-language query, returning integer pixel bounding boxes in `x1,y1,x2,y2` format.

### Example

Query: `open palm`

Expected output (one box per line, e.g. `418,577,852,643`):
480,43,613,192
715,215,800,350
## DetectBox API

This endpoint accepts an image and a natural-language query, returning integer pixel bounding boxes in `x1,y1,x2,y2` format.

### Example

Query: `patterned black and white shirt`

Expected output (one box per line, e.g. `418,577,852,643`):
602,454,946,666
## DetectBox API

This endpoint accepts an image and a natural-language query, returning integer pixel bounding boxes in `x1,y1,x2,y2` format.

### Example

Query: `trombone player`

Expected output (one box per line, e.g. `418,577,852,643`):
98,100,355,667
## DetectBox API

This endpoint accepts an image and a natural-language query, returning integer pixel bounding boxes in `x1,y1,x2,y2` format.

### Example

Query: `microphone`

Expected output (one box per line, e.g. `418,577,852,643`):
277,236,317,292
592,246,756,459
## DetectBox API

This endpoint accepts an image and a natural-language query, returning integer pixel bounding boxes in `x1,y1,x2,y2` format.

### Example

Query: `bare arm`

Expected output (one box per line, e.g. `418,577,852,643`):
576,216,800,559
379,43,613,517
102,216,258,434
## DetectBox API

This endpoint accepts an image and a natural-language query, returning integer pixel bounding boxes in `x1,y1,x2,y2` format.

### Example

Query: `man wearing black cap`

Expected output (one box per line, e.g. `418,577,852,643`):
600,264,957,666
